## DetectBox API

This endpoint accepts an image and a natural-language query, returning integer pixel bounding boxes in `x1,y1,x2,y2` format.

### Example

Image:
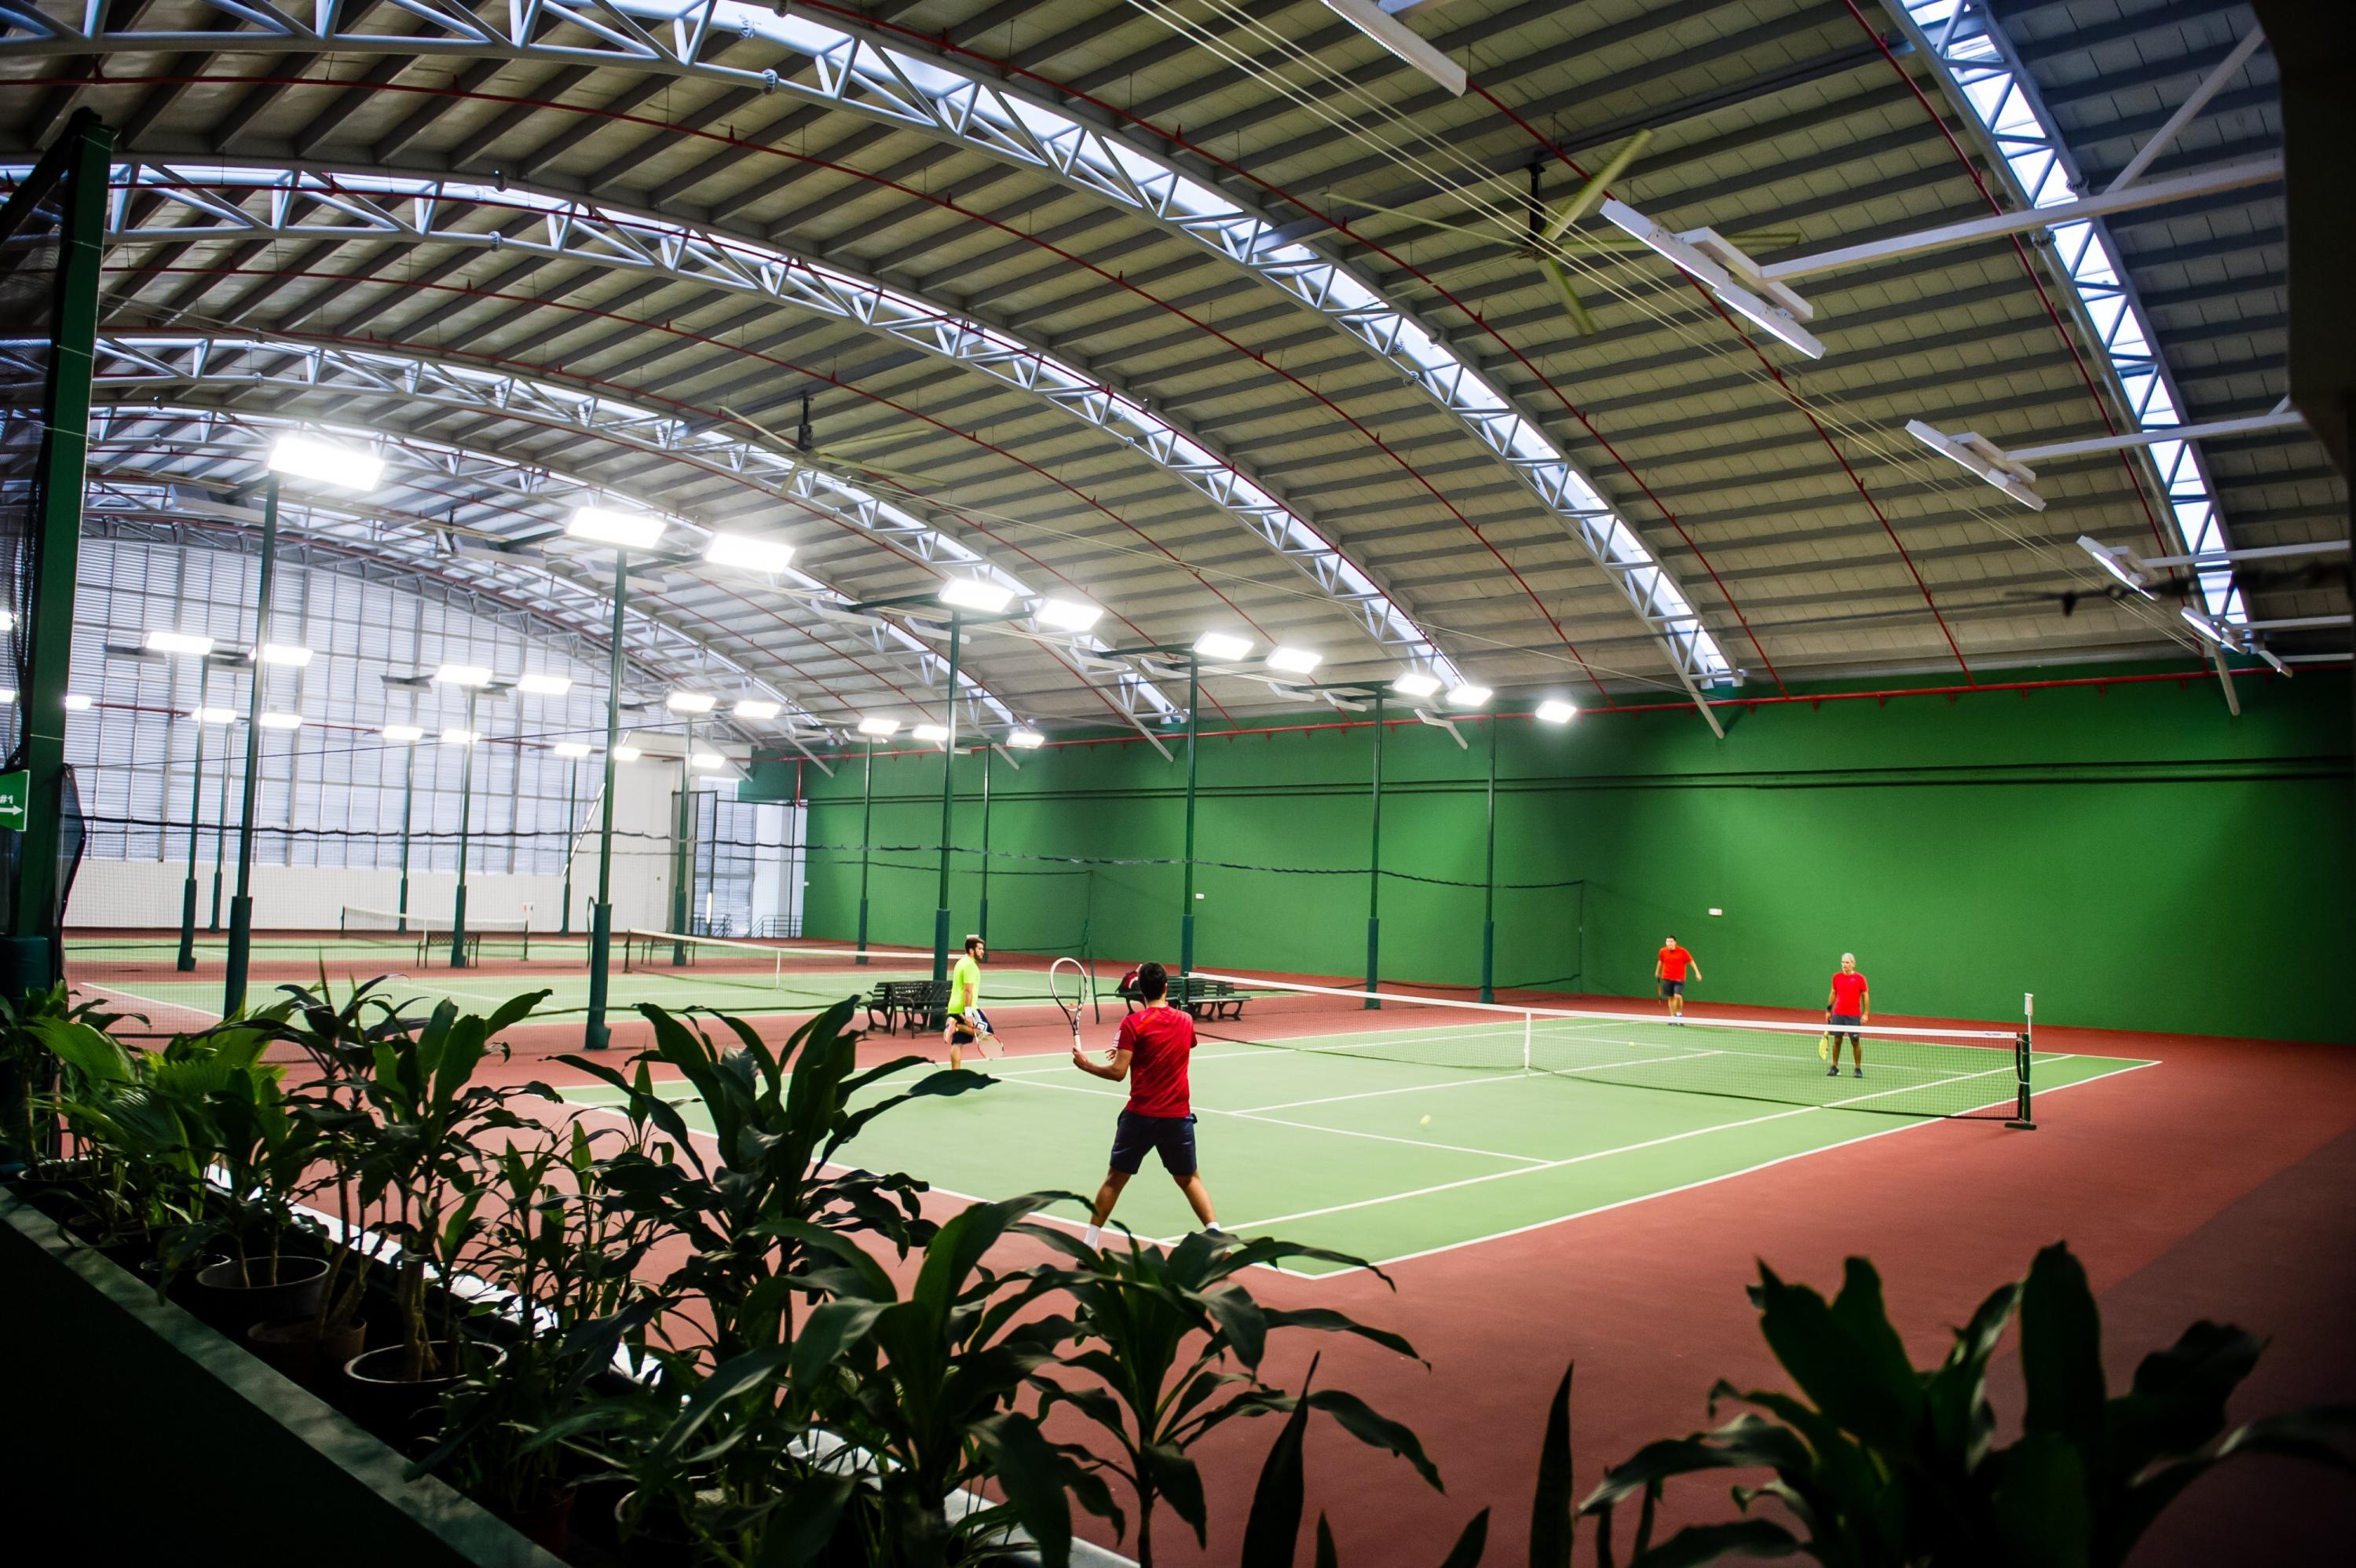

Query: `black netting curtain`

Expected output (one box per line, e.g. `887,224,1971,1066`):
0,159,66,930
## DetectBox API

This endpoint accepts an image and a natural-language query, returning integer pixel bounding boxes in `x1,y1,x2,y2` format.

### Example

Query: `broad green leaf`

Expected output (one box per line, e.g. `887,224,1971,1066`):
1623,1519,1801,1566
1991,1431,2093,1568
1531,1362,1574,1568
1436,1508,1488,1568
2021,1243,2106,1451
1308,1388,1444,1492
1240,1358,1318,1568
971,1412,1078,1568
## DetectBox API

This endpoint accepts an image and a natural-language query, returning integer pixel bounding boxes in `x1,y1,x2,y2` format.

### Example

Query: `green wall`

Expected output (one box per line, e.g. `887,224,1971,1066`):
750,667,2353,1044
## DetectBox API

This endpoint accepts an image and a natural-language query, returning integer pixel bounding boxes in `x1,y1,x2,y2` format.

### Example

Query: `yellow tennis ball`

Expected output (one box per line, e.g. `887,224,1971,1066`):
1419,1115,1431,1126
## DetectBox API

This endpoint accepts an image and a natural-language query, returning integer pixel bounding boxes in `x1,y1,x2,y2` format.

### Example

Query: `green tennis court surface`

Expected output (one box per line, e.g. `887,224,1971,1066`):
557,1022,2154,1277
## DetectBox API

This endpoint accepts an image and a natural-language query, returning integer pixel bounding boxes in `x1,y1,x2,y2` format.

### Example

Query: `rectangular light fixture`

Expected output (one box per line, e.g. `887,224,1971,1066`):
1316,0,1467,96
2075,535,2154,598
1447,683,1493,708
856,717,900,737
434,663,494,687
516,672,573,696
259,711,305,730
1906,420,2046,511
1266,646,1323,674
704,533,796,572
911,723,950,744
440,726,480,745
1007,729,1047,748
1536,699,1579,724
260,642,315,667
1193,631,1253,662
1599,199,1825,359
611,744,643,762
0,689,16,704
269,434,384,492
665,691,717,715
733,698,782,721
62,693,92,711
189,705,238,725
382,723,426,743
566,506,667,549
552,740,592,758
0,611,13,631
1034,598,1103,633
938,578,1016,613
690,751,726,769
145,630,215,656
2179,607,2237,649
1391,671,1442,698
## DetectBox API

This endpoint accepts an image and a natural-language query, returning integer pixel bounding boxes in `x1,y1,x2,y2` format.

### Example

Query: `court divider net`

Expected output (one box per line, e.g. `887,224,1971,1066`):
1186,971,2032,1120
615,930,1089,1007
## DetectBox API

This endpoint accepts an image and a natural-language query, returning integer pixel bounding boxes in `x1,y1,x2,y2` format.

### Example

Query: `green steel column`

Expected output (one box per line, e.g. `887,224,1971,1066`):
2,112,109,1000
176,670,209,972
1480,714,1498,1004
584,555,627,1051
1180,657,1198,977
930,616,960,990
977,738,992,949
1365,693,1382,1008
448,688,477,967
670,714,693,963
210,734,228,930
560,758,577,937
396,740,415,933
855,737,874,966
223,476,280,1018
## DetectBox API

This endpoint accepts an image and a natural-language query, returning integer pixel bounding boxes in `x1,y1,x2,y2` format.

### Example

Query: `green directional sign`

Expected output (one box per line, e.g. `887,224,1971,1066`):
0,770,26,832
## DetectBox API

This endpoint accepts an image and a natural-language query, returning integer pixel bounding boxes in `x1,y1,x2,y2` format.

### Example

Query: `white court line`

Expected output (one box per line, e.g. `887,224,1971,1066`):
78,981,218,1019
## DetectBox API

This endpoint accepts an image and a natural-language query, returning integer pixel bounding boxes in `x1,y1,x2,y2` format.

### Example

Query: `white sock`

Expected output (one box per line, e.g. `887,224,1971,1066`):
1083,1224,1102,1249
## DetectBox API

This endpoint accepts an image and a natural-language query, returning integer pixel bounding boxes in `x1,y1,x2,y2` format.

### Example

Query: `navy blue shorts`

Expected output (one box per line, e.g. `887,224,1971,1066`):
1828,1013,1863,1035
1109,1109,1198,1178
1659,978,1684,998
949,1007,993,1043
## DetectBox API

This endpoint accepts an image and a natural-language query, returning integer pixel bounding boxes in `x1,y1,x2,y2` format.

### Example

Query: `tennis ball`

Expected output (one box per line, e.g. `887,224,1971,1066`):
1419,1115,1431,1126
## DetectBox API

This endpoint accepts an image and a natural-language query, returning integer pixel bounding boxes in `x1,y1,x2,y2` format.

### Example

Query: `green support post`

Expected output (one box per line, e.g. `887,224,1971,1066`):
1,111,110,1000
671,714,693,963
930,615,960,992
1366,693,1382,1008
560,757,576,937
1180,656,1199,978
978,739,992,950
222,475,280,1019
448,688,477,968
584,554,627,1051
175,670,210,973
210,733,228,930
1480,714,1498,1005
395,740,415,933
854,736,874,966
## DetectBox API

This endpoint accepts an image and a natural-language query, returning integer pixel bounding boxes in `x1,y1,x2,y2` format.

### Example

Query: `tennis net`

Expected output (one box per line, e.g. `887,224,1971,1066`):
1187,972,2032,1120
616,930,1092,1006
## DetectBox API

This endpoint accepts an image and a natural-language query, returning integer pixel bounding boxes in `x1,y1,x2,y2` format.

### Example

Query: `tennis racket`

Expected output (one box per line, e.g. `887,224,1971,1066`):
1817,1029,1831,1061
1050,956,1087,1052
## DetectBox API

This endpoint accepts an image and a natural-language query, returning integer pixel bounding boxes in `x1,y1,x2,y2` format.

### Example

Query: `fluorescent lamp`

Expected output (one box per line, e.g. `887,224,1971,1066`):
704,533,796,572
1266,646,1323,675
440,727,480,745
0,689,14,704
1035,598,1103,633
268,434,383,491
259,711,304,730
1907,420,2047,510
911,723,950,744
1600,199,1825,359
552,740,592,758
1391,671,1442,698
516,672,573,696
665,691,717,715
2076,535,2154,598
189,705,238,725
566,506,667,549
259,642,314,667
62,693,92,711
690,751,726,769
0,611,12,631
145,630,214,656
382,723,425,743
856,717,900,737
434,663,493,687
611,744,643,762
1007,729,1047,748
1316,0,1467,96
733,698,781,721
1447,683,1492,708
1536,699,1579,724
938,579,1016,613
2180,607,2237,649
1193,631,1253,662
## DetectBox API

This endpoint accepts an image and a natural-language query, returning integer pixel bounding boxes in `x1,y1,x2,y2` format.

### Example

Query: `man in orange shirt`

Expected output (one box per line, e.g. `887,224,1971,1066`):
1655,936,1700,1023
1825,952,1870,1078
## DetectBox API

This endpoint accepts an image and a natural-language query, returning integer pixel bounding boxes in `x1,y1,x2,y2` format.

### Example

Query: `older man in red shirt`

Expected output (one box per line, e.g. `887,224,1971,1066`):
1826,952,1871,1078
1072,959,1222,1249
1655,936,1701,1023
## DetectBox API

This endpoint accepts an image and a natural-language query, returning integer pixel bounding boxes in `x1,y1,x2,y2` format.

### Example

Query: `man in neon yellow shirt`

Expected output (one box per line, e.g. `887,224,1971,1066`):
944,933,996,1065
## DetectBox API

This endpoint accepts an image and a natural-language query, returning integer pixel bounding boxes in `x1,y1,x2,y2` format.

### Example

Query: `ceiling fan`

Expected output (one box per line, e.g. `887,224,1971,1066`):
721,393,942,490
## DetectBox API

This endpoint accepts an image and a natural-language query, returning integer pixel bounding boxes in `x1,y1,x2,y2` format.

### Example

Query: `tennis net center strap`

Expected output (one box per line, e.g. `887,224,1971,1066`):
1187,970,2030,1121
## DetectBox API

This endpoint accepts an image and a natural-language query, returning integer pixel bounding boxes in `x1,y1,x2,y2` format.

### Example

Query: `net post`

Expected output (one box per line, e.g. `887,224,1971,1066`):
1364,917,1381,1011
1522,1010,1533,1072
2007,991,2036,1130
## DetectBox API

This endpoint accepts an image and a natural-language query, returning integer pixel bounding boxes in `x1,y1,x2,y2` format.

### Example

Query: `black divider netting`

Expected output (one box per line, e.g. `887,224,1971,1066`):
1185,974,2032,1120
2,160,66,931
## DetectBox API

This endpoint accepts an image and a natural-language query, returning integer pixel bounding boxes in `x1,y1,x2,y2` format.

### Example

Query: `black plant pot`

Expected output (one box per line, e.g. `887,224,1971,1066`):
339,1340,498,1446
193,1255,329,1335
248,1313,368,1387
612,1488,700,1568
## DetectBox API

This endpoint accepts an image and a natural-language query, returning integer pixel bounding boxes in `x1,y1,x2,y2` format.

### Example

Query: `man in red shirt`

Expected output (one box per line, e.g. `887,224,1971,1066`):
1655,937,1701,1023
1825,952,1871,1078
1072,959,1221,1248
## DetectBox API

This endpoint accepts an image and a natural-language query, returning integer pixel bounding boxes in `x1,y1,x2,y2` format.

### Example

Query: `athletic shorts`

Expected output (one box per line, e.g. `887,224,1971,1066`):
1109,1109,1198,1178
1659,978,1685,998
1828,1013,1862,1033
949,1007,993,1043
